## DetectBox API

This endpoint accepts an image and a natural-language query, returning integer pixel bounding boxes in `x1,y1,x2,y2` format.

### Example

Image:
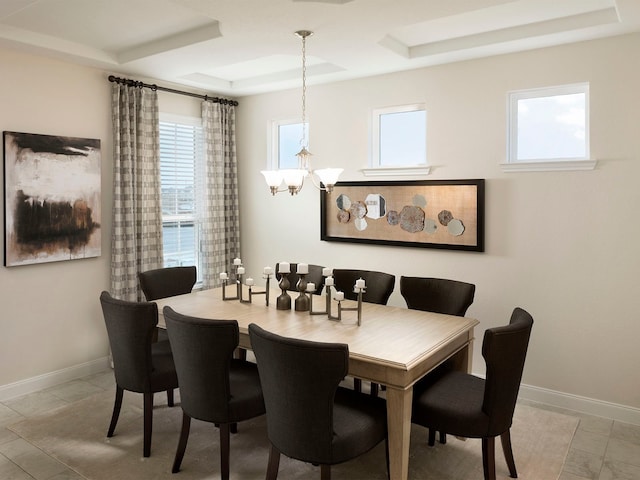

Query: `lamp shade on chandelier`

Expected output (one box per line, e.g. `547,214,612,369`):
261,30,343,195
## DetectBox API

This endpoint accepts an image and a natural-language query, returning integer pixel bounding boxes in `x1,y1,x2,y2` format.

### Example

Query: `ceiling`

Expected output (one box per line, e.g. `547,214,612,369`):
1,0,639,97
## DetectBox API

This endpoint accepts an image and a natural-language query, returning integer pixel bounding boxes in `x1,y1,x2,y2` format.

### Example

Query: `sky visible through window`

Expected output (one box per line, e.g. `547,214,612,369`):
517,92,586,160
278,123,307,169
379,110,426,166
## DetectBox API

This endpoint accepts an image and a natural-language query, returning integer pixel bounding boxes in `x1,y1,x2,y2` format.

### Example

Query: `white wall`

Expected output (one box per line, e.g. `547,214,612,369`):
0,47,202,397
236,33,640,419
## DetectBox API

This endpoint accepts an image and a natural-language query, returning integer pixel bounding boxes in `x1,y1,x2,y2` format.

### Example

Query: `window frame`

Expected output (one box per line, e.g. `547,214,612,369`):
159,113,203,282
268,117,308,170
504,83,596,172
363,103,430,177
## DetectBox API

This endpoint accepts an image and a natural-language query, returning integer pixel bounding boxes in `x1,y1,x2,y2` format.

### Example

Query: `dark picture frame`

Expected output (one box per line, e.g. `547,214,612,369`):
321,179,484,252
3,131,102,267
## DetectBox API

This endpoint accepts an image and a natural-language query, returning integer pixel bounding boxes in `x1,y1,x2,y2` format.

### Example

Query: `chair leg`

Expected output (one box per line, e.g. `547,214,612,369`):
370,382,379,397
143,392,154,457
500,430,518,478
266,444,281,480
353,378,362,393
481,437,496,480
428,428,436,446
320,464,331,480
172,413,191,473
230,423,238,434
220,423,230,480
107,386,123,437
167,389,174,407
439,431,447,444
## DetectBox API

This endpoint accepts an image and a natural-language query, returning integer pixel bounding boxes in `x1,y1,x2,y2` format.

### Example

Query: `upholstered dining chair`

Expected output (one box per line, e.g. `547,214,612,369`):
400,276,476,442
333,268,395,395
411,307,534,480
139,266,197,343
332,268,395,305
275,262,325,295
400,276,475,316
163,307,265,478
248,323,388,480
99,291,178,458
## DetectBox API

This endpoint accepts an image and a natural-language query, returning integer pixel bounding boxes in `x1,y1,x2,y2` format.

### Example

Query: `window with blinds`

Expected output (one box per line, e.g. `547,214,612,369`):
159,117,203,274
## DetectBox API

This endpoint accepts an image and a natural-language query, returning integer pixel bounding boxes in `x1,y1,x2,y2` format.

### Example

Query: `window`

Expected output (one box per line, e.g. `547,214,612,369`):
269,118,308,169
364,104,429,177
505,83,595,171
159,115,203,279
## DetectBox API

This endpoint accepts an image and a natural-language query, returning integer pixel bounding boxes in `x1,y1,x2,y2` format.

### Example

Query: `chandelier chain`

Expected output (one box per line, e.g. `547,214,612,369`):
301,32,307,148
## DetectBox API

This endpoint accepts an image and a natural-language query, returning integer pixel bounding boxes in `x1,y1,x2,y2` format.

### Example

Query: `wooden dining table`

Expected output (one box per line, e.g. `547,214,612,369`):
154,287,479,480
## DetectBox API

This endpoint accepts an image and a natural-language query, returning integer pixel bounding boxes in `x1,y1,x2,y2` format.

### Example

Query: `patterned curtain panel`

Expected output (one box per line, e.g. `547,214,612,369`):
110,84,163,301
199,101,240,289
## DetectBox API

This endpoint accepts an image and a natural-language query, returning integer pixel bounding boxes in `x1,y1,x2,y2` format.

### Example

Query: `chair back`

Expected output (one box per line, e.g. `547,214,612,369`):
163,306,239,423
275,262,325,295
139,266,197,301
248,323,349,462
99,291,157,393
482,307,534,435
400,276,475,316
333,269,395,304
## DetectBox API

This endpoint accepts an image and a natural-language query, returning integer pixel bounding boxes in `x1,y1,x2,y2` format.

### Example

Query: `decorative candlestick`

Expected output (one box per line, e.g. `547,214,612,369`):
244,269,272,306
276,273,291,310
294,272,310,311
311,281,332,316
328,290,344,321
220,271,239,300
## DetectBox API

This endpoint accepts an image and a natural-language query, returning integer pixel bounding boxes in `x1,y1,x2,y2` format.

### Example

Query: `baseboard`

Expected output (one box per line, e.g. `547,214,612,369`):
519,383,640,426
0,357,111,402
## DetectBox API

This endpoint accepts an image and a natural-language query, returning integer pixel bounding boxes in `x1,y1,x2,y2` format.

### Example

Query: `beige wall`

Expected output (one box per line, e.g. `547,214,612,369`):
237,33,640,416
1,33,638,421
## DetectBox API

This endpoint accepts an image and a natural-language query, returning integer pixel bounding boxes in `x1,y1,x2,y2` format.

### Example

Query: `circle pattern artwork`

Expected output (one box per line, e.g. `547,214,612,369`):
387,210,399,225
400,206,425,233
438,210,453,226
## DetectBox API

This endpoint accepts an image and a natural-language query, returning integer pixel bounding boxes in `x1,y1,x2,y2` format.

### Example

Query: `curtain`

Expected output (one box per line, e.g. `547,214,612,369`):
199,101,240,289
110,84,163,301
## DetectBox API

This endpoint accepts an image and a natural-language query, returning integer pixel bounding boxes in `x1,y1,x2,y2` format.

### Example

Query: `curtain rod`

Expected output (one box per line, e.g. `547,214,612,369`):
108,75,239,106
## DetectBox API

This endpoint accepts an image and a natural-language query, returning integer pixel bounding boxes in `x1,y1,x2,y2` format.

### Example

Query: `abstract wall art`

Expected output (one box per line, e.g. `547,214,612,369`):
321,179,484,252
3,131,101,266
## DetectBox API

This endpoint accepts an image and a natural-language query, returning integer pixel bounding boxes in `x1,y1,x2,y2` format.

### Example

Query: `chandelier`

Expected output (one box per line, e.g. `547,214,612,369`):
261,30,343,195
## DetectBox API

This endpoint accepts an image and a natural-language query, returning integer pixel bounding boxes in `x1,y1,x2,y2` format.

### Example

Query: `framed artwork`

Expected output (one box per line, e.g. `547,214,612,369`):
321,179,484,252
3,131,101,266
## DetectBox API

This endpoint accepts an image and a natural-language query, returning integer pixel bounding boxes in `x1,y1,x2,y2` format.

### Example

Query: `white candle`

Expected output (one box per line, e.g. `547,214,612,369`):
355,278,366,289
246,278,254,286
296,263,309,274
322,267,332,276
237,266,245,275
263,266,273,275
279,262,290,273
219,272,228,280
233,258,242,266
334,291,344,301
325,276,334,286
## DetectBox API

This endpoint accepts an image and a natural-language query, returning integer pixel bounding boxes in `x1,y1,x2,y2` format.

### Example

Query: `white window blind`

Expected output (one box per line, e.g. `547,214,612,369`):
159,119,203,273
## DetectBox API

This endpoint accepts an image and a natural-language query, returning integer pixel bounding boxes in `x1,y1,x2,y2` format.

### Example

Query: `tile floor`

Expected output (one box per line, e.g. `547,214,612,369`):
0,369,639,479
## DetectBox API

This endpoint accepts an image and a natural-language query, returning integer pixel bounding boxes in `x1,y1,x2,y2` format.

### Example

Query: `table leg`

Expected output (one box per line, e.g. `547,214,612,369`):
385,385,413,480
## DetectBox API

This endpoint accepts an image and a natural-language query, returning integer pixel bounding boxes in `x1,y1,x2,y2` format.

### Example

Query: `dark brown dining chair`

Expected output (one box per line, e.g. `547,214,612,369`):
99,291,178,458
400,275,476,442
275,262,325,295
400,276,475,317
139,266,197,342
332,268,395,305
333,268,395,395
163,307,265,479
248,323,388,480
411,307,534,480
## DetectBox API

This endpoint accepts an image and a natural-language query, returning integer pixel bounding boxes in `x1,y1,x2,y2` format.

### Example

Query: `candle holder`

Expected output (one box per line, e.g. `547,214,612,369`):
295,273,310,312
276,274,291,310
310,283,332,316
221,264,242,301
329,287,365,325
242,274,271,305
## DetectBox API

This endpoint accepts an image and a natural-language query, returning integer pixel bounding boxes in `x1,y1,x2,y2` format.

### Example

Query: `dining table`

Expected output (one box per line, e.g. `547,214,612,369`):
154,286,479,480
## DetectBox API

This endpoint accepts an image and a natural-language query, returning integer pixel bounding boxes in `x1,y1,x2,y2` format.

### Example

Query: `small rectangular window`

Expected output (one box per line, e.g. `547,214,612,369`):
269,118,308,169
159,116,203,280
371,104,426,168
508,83,589,163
